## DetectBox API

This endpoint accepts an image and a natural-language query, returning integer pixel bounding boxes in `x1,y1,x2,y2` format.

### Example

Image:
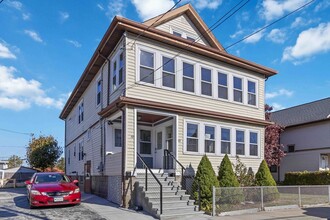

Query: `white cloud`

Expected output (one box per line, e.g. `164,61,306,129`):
0,65,65,111
5,0,23,10
131,0,174,21
291,17,320,29
192,0,222,10
22,13,30,20
59,11,69,22
230,29,244,39
282,22,330,62
0,42,16,59
24,30,43,43
266,89,293,99
244,30,265,44
270,102,285,111
66,39,82,48
97,3,105,11
106,0,125,19
314,0,330,12
267,28,286,44
260,0,310,21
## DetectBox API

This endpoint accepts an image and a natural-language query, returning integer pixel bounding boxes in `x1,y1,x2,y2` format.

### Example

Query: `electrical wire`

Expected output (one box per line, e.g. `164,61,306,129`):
225,0,316,50
0,128,33,136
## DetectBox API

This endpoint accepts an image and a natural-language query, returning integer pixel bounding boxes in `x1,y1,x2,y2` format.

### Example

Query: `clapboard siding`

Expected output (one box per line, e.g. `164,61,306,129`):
124,33,265,120
105,152,122,176
156,14,209,46
125,106,135,171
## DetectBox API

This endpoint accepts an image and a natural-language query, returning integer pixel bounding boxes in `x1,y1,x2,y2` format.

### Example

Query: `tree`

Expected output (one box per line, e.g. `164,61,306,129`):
218,154,239,187
233,156,255,187
8,155,23,168
56,157,65,171
255,160,279,201
26,135,63,171
265,104,285,167
192,155,219,211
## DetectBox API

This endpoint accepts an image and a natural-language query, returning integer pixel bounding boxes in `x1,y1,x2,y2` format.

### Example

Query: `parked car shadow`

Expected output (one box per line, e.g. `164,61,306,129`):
13,195,78,210
0,207,45,220
302,206,330,218
0,187,26,195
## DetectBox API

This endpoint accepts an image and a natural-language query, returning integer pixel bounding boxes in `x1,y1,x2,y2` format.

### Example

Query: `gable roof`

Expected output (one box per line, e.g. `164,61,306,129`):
59,6,277,120
270,97,330,127
143,4,224,51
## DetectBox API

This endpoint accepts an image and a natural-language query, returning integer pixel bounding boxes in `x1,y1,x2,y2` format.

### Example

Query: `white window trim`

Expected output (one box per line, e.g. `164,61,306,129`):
204,123,217,155
217,72,229,101
96,76,102,107
200,65,213,97
233,75,244,104
110,45,125,94
183,119,261,158
160,54,177,90
134,44,259,109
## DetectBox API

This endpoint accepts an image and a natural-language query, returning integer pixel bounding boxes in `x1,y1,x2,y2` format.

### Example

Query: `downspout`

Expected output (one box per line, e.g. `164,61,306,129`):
119,104,126,207
98,51,111,175
64,119,67,175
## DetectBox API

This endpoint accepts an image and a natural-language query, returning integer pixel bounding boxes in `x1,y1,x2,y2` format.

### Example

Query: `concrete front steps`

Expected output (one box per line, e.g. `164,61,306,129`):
135,172,204,219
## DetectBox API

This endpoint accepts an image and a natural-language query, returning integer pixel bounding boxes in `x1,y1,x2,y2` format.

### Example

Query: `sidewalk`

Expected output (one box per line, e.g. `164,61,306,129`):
81,193,157,220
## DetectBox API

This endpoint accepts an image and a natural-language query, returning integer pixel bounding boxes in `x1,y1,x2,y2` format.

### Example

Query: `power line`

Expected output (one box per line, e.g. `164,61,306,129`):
122,0,250,93
225,0,316,50
0,146,26,148
127,0,182,49
0,128,33,136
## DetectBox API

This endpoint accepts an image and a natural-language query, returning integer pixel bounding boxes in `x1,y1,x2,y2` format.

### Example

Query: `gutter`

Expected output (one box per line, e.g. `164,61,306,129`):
118,104,126,207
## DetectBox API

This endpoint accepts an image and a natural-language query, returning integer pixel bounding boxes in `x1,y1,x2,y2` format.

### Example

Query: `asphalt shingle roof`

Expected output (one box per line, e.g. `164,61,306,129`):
270,97,330,127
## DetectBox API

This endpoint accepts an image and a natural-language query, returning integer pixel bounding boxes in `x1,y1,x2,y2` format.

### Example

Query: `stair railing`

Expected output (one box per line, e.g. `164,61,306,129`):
164,149,201,211
136,152,163,215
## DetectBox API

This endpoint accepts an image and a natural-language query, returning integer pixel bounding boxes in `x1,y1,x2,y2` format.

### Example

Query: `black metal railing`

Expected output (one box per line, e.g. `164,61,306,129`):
164,149,201,211
136,153,163,215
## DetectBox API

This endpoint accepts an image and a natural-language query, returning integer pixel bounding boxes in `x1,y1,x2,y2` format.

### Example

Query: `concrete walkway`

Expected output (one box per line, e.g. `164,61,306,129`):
81,193,157,220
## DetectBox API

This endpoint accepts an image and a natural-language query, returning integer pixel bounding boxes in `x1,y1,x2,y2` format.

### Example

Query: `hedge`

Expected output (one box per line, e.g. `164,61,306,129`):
284,171,330,185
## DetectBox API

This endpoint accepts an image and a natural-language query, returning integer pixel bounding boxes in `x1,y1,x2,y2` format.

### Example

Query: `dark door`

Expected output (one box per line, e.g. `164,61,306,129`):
84,160,91,193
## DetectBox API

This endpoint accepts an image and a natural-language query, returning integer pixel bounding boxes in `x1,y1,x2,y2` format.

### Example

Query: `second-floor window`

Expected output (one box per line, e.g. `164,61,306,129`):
248,80,256,106
78,101,84,123
96,79,102,106
233,76,243,103
201,67,212,96
119,53,124,85
112,60,117,91
110,49,125,94
218,72,228,100
162,56,175,88
183,62,194,93
140,50,154,84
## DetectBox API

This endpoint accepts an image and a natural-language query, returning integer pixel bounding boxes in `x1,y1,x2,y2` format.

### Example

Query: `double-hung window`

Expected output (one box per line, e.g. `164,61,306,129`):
221,128,231,154
248,80,256,106
201,67,212,96
78,141,84,161
112,61,117,91
139,50,154,84
249,132,258,156
162,56,175,88
78,101,84,124
186,123,198,152
114,129,122,148
233,77,243,103
205,126,215,153
218,72,228,100
236,130,245,155
96,79,102,106
119,53,124,85
183,62,194,92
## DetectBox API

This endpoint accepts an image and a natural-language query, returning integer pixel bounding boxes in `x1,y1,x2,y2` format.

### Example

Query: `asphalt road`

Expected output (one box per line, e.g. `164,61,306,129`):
0,188,106,220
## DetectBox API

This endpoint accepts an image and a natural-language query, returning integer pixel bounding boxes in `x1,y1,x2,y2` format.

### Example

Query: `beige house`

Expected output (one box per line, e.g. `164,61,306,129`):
60,4,276,218
271,97,330,182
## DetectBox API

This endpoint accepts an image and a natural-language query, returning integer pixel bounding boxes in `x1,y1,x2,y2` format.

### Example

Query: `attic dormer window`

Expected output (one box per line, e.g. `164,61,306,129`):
173,31,182,37
171,27,196,42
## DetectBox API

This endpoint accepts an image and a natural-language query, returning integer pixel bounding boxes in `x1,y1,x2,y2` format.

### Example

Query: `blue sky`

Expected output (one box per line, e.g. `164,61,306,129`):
0,0,329,161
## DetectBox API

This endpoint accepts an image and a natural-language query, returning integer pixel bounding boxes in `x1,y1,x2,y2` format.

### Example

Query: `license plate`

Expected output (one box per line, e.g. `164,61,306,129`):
54,197,64,202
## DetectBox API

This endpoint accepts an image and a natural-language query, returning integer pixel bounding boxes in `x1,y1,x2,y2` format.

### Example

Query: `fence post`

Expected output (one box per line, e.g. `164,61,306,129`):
261,186,264,210
298,186,301,207
328,185,330,204
212,186,215,216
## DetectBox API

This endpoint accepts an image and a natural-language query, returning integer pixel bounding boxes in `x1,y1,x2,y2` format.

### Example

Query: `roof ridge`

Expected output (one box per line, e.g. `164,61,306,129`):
273,97,330,113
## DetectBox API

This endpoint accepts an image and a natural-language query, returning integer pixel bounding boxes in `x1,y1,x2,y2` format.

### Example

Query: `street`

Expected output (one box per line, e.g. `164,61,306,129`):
0,188,105,220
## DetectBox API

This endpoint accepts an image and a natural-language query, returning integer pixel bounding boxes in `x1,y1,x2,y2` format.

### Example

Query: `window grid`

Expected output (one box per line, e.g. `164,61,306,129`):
183,62,195,93
139,50,155,84
162,56,175,88
218,72,228,100
201,67,212,96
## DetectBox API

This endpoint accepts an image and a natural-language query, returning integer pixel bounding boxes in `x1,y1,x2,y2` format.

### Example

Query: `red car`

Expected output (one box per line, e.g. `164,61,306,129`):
25,172,81,208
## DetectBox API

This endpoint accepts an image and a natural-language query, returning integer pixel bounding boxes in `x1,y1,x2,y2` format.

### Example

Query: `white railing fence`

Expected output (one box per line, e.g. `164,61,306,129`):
212,185,330,216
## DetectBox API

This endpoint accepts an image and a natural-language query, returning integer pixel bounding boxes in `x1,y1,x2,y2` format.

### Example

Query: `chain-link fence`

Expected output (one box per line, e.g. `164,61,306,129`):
213,185,330,216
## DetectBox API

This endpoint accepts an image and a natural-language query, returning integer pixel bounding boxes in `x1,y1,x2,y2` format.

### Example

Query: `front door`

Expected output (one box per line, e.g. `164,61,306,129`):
154,128,164,168
137,128,153,168
84,160,91,193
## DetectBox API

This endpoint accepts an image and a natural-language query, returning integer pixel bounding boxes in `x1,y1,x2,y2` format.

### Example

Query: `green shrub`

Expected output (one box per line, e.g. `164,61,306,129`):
255,160,279,202
233,156,255,186
192,155,219,211
218,154,243,204
284,171,330,185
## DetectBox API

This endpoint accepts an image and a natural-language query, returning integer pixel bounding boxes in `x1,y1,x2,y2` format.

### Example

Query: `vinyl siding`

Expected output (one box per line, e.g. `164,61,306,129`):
125,33,265,120
155,14,209,46
105,152,122,176
125,106,136,171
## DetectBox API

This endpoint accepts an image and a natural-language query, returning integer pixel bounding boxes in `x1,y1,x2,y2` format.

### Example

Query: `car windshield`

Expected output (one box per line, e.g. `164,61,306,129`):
34,174,70,184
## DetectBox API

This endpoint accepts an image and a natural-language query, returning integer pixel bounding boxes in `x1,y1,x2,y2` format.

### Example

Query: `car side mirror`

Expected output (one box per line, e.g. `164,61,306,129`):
25,180,31,185
73,179,79,186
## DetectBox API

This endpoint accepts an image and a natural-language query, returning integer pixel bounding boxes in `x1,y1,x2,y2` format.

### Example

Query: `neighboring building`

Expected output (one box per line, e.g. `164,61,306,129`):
0,166,38,187
60,4,276,216
271,97,330,181
0,160,9,170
